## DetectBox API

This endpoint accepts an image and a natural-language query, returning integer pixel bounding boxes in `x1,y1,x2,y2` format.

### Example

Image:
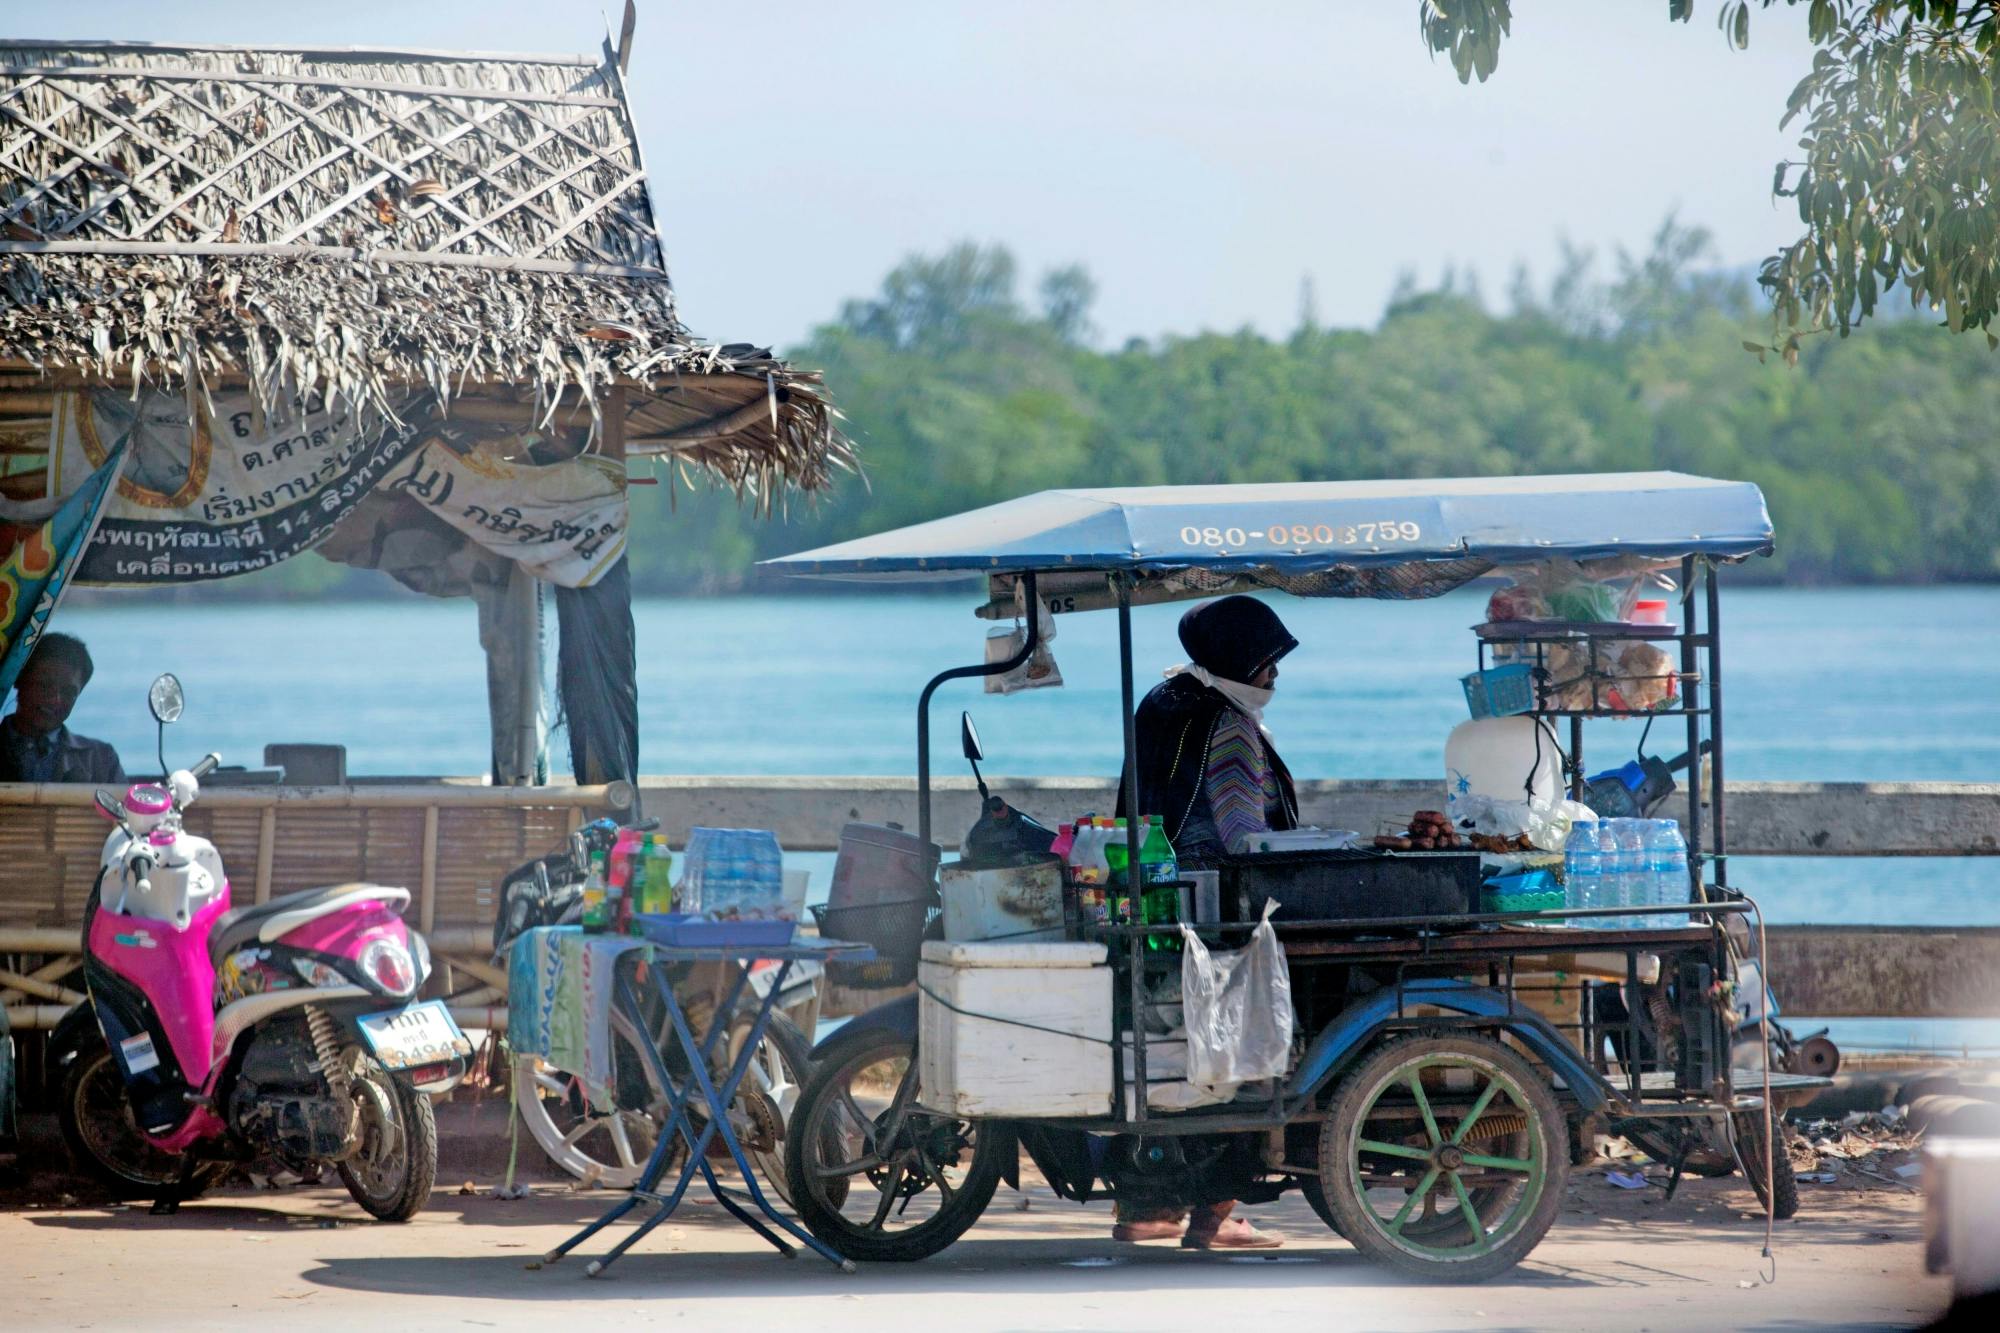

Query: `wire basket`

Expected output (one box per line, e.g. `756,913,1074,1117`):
1461,662,1537,719
810,899,939,989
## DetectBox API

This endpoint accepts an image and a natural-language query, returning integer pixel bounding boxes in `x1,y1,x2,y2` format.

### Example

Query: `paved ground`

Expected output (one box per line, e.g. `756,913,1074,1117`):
0,1162,1952,1332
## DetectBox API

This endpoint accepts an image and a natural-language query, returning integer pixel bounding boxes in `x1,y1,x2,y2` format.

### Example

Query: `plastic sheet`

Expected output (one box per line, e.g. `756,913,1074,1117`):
1179,899,1293,1089
553,555,638,786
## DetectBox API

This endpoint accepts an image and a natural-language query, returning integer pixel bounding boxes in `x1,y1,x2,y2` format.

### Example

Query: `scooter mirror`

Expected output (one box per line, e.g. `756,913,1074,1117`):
147,672,184,724
960,711,984,763
93,789,126,824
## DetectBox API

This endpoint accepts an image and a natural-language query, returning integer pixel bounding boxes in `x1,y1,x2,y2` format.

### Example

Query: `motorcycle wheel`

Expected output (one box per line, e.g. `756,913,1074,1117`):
1732,1108,1800,1220
58,1039,232,1199
782,1023,1009,1263
337,1057,437,1222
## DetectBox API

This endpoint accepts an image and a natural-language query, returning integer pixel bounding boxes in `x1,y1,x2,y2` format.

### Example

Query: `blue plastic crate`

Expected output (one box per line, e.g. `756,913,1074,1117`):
634,913,796,949
1462,663,1536,719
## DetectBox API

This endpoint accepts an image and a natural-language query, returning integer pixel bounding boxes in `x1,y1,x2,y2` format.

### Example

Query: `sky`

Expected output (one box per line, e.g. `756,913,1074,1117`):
7,1,1819,349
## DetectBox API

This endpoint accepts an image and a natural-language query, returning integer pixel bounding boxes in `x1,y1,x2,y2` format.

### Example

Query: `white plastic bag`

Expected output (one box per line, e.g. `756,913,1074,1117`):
1180,899,1293,1090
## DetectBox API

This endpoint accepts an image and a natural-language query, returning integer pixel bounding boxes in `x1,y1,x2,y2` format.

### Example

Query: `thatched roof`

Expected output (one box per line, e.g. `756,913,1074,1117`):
0,37,848,498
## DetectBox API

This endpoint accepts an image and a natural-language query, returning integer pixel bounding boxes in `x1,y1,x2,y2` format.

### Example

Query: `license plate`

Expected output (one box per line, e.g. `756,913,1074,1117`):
357,1000,471,1071
747,956,819,1000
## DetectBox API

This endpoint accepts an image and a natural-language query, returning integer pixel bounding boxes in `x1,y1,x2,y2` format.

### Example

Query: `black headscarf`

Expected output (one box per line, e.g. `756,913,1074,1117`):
1177,595,1298,684
1119,595,1301,853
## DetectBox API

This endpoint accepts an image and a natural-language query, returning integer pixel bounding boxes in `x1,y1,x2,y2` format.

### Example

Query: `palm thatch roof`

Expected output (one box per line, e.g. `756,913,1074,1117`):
0,35,848,501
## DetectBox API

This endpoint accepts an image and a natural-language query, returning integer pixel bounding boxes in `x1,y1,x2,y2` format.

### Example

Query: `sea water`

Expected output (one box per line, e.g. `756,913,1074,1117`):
48,584,2000,1052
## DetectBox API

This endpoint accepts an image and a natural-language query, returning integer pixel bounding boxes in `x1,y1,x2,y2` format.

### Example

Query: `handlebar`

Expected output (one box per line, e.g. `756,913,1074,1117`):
129,848,156,899
191,752,221,778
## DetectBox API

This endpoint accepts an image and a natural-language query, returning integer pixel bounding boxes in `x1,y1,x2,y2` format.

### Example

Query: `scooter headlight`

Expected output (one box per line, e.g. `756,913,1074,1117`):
358,938,417,996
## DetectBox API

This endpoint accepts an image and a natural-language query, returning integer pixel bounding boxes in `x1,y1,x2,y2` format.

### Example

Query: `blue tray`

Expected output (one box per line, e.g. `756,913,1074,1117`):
634,913,797,948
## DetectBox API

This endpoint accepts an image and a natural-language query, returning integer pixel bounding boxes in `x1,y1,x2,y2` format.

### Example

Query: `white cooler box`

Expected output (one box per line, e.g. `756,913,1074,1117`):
917,940,1112,1118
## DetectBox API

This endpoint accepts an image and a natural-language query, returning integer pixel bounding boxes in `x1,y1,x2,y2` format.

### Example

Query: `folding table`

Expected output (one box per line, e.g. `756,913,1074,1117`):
538,936,875,1276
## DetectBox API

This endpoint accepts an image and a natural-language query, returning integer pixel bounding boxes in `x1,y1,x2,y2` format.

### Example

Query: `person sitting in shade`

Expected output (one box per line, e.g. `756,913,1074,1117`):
0,633,125,785
1110,593,1301,1250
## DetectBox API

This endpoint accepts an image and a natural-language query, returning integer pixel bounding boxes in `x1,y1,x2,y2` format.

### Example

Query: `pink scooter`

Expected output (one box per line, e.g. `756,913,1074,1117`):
52,673,467,1218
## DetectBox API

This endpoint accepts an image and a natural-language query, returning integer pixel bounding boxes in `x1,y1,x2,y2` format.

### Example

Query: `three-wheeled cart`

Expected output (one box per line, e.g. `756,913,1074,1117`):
764,474,1829,1282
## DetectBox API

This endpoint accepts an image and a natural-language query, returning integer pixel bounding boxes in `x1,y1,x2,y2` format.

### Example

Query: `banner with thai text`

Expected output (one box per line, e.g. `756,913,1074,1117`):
50,389,428,585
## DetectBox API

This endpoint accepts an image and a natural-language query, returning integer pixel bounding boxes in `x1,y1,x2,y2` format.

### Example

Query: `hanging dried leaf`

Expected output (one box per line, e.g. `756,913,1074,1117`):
409,178,445,199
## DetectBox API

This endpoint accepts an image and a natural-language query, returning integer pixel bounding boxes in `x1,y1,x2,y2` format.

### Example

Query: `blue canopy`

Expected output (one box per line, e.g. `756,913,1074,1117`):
763,473,1773,587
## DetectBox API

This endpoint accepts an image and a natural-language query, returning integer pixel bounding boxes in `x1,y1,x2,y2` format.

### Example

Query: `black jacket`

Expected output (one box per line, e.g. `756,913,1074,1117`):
1117,673,1298,861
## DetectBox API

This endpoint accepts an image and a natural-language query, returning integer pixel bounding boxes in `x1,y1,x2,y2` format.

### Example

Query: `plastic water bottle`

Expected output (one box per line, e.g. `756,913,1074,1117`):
1644,819,1690,928
1610,819,1648,929
1563,821,1603,920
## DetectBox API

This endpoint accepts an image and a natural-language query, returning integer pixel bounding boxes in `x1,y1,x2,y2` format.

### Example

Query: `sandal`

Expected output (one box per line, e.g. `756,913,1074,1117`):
1112,1218,1188,1242
1182,1217,1284,1250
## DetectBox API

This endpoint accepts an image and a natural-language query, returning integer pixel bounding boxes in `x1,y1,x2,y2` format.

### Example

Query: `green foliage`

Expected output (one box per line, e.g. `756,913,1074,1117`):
696,232,1998,589
1419,2,2000,345
237,230,2000,600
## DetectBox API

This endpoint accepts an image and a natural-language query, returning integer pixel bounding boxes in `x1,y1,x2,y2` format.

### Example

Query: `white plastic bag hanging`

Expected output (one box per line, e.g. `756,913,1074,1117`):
984,593,1064,694
1179,899,1293,1090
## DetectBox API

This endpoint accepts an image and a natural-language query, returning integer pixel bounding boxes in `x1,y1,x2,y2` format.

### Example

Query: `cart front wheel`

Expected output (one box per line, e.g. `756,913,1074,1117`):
783,1023,1008,1262
1318,1032,1569,1283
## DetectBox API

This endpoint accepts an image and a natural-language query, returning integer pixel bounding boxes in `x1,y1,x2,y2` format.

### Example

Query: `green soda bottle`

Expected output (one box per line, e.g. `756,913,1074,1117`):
625,850,648,933
1104,818,1133,924
580,849,610,932
1139,817,1182,952
644,834,675,914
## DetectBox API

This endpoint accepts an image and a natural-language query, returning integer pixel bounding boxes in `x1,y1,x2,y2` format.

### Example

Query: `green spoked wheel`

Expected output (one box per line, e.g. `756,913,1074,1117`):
1318,1033,1569,1283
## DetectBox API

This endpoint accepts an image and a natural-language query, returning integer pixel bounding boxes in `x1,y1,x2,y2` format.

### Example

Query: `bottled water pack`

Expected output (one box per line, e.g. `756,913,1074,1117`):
1563,818,1689,928
678,827,787,920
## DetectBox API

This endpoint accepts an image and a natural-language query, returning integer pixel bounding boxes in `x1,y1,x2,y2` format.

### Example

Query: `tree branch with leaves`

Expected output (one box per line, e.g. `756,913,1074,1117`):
1420,1,2000,353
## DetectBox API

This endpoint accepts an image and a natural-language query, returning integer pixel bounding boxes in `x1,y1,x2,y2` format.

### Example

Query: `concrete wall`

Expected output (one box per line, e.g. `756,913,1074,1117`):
634,776,2000,856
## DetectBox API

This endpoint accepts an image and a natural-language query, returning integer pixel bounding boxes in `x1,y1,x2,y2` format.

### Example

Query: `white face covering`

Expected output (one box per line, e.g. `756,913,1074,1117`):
1164,663,1275,724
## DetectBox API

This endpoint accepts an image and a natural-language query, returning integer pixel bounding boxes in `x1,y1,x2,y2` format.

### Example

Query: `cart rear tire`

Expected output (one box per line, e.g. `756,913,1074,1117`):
783,1022,1008,1262
1319,1033,1569,1283
1733,1109,1800,1220
1300,1175,1342,1235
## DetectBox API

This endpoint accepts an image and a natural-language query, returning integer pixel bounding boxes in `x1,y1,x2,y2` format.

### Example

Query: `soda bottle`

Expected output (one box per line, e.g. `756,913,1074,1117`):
1139,817,1181,952
623,851,644,934
580,849,610,932
644,834,675,915
1105,818,1134,923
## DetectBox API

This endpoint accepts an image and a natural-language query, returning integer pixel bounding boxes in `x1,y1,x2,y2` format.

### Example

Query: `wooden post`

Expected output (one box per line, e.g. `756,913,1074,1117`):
254,806,277,904
419,804,440,934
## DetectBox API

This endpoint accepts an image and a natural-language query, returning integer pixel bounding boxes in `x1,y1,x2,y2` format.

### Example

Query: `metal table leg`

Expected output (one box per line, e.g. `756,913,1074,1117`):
550,954,857,1276
540,963,727,1269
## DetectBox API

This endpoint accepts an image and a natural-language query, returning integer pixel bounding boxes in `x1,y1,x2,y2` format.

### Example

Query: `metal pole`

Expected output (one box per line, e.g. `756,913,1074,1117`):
1117,575,1148,1121
916,572,1039,850
1117,576,1143,910
1678,556,1704,900
1705,561,1728,889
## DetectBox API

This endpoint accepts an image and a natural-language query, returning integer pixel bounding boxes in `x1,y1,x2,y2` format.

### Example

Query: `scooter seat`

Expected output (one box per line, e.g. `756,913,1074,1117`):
208,883,408,964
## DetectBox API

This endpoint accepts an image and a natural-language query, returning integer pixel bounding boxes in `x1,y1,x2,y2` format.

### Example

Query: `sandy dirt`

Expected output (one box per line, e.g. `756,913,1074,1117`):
0,1161,1950,1332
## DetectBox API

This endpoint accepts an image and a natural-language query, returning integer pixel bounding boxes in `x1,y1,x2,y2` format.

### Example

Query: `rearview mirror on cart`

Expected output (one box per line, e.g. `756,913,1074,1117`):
148,673,184,724
960,711,984,763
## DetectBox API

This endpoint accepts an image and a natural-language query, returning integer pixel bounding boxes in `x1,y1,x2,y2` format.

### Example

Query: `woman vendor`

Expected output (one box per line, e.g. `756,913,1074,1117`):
1110,593,1299,1250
